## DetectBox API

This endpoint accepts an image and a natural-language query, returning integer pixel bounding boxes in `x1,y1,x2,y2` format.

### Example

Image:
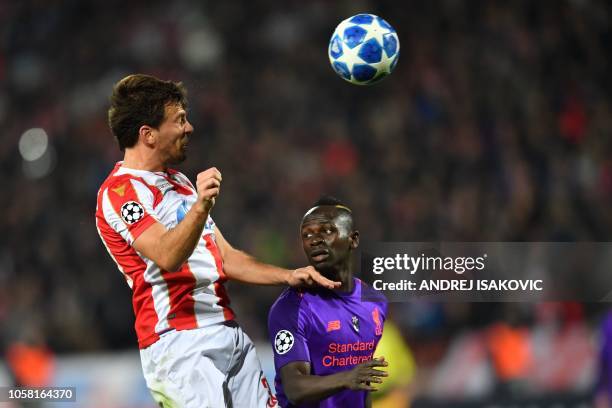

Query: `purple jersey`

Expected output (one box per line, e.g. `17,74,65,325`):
268,278,387,408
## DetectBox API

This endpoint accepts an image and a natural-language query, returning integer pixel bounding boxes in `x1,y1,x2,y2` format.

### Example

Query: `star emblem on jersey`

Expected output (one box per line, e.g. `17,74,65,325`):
120,201,145,225
351,316,360,333
274,330,294,354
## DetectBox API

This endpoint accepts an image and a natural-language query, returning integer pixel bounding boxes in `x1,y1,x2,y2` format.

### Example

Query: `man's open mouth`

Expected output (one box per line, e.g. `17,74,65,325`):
310,248,329,262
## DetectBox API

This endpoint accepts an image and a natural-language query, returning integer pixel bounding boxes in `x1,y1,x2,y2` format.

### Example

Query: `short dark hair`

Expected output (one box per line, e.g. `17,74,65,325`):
312,195,343,207
311,195,350,210
108,74,188,150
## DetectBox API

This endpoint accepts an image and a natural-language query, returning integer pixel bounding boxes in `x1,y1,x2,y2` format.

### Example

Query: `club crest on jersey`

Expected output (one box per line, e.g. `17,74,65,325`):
111,183,127,197
274,330,294,354
351,316,360,333
372,307,382,336
121,201,145,225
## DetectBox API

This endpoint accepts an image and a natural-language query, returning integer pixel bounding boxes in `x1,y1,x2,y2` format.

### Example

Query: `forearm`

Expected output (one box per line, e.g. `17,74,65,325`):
284,372,348,405
222,248,290,285
156,207,208,271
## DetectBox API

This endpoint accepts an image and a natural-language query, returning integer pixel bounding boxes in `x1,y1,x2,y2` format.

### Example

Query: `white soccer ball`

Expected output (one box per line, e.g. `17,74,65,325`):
328,14,400,85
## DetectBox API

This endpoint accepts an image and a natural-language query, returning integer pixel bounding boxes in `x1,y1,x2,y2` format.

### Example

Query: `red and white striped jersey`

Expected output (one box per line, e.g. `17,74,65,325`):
95,162,234,349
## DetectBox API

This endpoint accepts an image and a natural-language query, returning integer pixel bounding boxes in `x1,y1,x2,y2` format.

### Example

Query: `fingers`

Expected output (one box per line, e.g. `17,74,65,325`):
357,366,388,381
362,358,388,368
366,368,388,377
198,178,221,194
196,168,222,209
196,169,222,190
354,370,387,391
197,167,222,183
309,269,341,289
355,377,382,391
203,188,220,200
199,177,221,188
302,266,340,289
288,267,338,289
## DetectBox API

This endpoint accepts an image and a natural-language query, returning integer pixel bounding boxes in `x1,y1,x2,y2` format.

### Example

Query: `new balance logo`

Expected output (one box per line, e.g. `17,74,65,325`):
327,320,341,332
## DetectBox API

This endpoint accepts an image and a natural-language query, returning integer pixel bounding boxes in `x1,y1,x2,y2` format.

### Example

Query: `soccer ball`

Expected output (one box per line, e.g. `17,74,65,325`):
328,14,400,85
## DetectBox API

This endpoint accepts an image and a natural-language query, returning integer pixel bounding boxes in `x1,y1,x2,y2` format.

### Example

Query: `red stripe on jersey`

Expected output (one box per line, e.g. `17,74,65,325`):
163,174,194,196
106,175,156,241
204,235,227,281
132,264,161,349
145,181,165,208
214,282,234,320
96,187,160,349
162,263,198,330
204,235,235,320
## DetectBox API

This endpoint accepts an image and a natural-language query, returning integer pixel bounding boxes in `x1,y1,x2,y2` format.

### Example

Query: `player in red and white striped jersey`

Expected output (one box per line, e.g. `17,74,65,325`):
96,74,340,408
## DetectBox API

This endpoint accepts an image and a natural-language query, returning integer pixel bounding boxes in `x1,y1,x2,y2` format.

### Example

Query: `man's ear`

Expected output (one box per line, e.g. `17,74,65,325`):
349,230,359,249
139,125,156,147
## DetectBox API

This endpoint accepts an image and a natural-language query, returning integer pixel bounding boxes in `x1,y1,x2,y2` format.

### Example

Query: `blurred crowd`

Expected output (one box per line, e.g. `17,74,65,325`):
0,0,611,401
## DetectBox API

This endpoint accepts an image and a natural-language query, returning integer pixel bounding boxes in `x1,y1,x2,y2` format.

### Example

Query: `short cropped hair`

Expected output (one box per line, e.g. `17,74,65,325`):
108,74,188,150
311,195,350,211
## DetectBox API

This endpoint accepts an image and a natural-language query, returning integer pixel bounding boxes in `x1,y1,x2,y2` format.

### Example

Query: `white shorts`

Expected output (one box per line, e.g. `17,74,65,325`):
140,321,278,408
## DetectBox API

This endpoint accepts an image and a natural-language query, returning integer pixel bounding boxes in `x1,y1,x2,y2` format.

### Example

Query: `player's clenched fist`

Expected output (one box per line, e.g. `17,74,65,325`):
341,357,388,392
196,167,222,213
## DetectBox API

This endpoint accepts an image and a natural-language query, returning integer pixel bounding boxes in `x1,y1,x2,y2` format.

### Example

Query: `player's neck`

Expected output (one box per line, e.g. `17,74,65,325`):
123,148,166,172
334,266,354,293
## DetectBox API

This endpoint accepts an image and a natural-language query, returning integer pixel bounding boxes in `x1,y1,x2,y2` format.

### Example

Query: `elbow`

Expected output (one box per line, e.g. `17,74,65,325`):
163,262,183,272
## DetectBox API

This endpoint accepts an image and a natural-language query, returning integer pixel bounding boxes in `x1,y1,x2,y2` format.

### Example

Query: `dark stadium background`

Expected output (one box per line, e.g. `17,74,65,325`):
1,0,611,406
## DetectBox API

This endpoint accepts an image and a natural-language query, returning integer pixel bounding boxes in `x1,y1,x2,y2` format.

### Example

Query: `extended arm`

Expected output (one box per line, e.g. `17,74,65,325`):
214,226,340,289
280,359,388,405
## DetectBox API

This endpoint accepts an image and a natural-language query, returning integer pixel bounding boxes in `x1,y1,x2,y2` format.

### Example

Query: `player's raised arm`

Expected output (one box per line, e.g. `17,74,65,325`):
213,226,340,288
279,359,388,405
132,167,221,271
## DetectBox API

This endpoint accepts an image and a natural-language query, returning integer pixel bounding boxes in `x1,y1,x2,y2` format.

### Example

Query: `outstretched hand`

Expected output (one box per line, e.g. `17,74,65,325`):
287,266,341,289
342,357,388,392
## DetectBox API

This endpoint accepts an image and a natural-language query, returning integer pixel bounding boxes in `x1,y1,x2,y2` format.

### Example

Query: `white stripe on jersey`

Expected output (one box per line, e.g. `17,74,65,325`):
185,240,225,325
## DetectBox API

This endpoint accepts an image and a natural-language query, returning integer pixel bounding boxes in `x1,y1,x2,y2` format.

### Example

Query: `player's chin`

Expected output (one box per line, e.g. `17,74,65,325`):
169,152,187,165
310,261,336,278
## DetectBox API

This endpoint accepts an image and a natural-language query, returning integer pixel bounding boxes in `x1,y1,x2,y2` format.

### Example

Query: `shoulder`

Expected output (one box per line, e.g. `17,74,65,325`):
100,170,153,194
99,174,155,205
268,288,315,323
270,287,305,314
